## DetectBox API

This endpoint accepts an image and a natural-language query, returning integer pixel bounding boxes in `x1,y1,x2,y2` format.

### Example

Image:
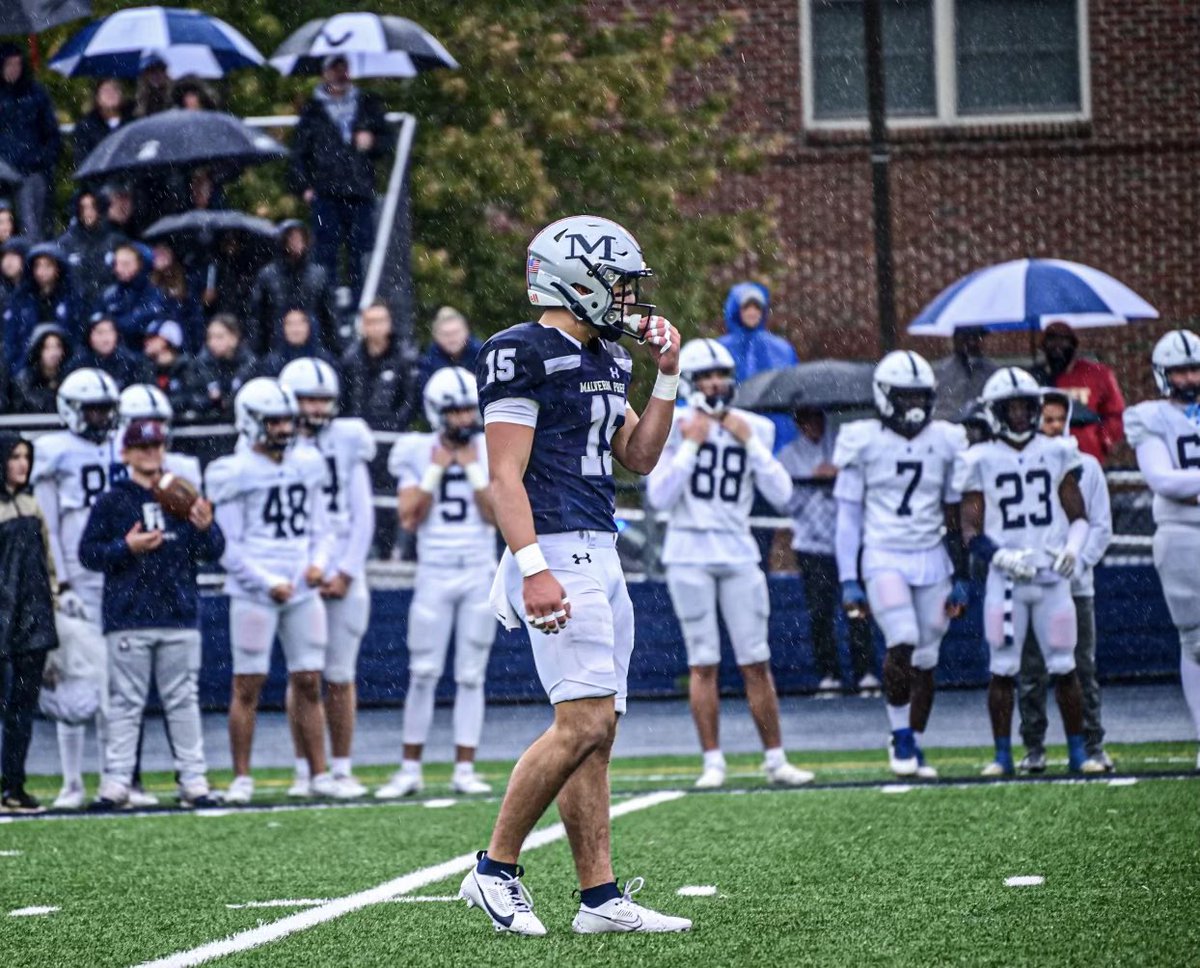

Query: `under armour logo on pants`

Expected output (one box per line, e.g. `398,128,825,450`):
572,553,592,565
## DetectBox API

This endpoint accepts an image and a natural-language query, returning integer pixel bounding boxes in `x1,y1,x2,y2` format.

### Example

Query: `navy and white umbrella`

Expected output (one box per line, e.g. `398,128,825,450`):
908,258,1159,337
269,13,458,78
49,6,264,79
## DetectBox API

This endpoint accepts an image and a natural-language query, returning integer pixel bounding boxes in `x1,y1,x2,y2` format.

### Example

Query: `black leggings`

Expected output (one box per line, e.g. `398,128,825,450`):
1,650,49,791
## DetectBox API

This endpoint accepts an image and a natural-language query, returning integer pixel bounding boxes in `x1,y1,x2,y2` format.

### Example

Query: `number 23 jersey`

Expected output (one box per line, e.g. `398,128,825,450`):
952,434,1081,558
205,445,329,602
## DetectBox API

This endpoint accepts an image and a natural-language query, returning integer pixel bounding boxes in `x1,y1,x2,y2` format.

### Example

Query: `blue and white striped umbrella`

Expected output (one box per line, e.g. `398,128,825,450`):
908,258,1159,337
49,6,264,80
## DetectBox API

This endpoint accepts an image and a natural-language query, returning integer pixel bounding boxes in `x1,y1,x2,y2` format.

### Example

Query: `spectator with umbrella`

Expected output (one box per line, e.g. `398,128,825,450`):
73,77,133,172
12,323,70,413
0,42,62,241
172,75,218,111
149,240,203,351
133,51,173,117
931,327,998,422
100,181,137,236
57,188,127,307
67,312,150,389
247,219,337,355
288,54,389,301
97,241,165,348
2,243,84,371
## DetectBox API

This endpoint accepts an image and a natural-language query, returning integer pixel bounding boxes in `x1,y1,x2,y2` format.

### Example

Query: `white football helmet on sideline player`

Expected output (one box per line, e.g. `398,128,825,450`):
873,350,936,438
234,378,297,453
525,215,655,340
678,338,736,415
981,367,1043,444
118,384,172,427
56,368,119,441
1151,329,1200,400
423,366,481,443
279,358,340,431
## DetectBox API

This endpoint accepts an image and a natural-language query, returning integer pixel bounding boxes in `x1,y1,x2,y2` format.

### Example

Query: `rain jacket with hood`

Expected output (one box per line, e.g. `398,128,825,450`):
0,44,61,177
67,314,152,389
247,221,337,355
2,243,84,370
11,323,70,413
340,333,417,433
288,86,389,201
718,281,799,450
97,245,166,348
0,432,58,658
57,192,128,306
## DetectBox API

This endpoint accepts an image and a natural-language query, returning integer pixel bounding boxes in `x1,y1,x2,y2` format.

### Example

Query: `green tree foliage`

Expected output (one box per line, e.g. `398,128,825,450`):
34,1,779,345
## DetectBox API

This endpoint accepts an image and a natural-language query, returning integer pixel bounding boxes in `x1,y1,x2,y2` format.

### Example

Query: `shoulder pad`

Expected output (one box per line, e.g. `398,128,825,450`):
832,419,879,469
933,419,968,453
476,325,547,404
204,455,242,503
742,410,777,450
387,433,426,480
30,432,70,484
336,417,377,464
1121,402,1158,450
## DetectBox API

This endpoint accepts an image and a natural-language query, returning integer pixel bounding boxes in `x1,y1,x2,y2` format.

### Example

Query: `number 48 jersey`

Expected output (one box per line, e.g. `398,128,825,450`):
833,418,967,551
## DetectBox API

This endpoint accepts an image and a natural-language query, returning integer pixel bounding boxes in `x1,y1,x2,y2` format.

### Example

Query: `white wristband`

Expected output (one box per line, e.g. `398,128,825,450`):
514,543,549,578
652,372,680,401
464,462,488,491
672,438,701,468
418,464,445,494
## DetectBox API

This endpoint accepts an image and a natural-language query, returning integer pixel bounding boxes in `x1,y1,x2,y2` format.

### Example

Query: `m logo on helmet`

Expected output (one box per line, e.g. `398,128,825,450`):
564,233,628,263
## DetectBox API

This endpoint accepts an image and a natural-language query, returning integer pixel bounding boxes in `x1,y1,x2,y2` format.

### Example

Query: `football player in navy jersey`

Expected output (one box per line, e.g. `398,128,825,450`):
458,216,691,936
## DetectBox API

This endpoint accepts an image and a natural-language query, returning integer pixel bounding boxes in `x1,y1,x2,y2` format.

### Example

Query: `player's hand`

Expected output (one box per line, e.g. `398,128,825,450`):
945,579,970,619
719,411,753,444
304,565,324,587
637,315,679,372
813,462,838,480
269,582,294,603
188,498,213,531
841,580,869,620
458,440,478,464
125,521,164,555
431,443,455,468
522,570,571,635
57,588,91,621
681,412,711,443
321,572,351,599
992,548,1037,582
1050,548,1077,579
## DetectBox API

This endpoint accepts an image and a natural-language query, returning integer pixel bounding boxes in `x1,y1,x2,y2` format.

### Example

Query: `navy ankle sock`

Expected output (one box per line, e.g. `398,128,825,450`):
580,882,621,908
477,853,519,879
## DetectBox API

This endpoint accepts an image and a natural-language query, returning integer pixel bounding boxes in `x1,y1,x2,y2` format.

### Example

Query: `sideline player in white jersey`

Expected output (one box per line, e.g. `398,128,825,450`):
1124,330,1200,770
117,384,203,488
954,367,1090,776
280,358,376,799
646,338,813,789
834,351,970,779
30,368,138,809
205,378,338,804
377,366,497,798
459,215,690,936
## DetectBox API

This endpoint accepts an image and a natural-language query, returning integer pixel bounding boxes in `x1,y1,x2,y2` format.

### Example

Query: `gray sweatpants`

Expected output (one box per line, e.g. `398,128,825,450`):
1018,596,1103,756
104,629,206,786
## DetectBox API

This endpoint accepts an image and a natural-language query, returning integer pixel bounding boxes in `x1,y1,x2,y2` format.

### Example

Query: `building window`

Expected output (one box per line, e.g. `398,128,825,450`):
804,0,1089,127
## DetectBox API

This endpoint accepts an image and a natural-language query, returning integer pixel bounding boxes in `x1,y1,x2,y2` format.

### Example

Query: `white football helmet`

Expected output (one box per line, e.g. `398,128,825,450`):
679,338,736,414
423,366,480,444
118,384,173,427
873,350,936,437
1151,329,1200,401
526,215,654,341
279,357,340,431
981,366,1043,443
234,377,297,452
57,368,119,441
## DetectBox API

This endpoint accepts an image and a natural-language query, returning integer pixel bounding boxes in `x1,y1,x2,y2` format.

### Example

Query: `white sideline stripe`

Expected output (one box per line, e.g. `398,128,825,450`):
9,906,59,916
133,790,684,968
0,849,23,856
226,896,458,909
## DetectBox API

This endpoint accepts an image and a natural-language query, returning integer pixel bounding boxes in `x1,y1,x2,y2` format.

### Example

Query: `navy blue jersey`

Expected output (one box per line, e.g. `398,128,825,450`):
477,322,633,534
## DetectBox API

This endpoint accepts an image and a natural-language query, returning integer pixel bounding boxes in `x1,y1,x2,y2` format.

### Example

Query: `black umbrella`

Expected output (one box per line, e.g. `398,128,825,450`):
74,109,285,182
0,158,22,185
738,360,875,413
269,13,458,78
143,209,278,244
1,0,90,35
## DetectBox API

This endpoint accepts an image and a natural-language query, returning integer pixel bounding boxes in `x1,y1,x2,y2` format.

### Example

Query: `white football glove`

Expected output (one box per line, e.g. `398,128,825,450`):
57,588,91,621
991,548,1037,582
1050,548,1077,579
634,315,677,357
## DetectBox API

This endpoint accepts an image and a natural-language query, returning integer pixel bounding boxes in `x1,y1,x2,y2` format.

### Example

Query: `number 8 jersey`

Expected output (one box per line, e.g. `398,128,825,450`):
205,445,332,603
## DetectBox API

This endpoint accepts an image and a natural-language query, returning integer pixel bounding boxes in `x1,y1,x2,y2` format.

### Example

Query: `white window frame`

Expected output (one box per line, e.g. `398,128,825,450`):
800,0,1091,131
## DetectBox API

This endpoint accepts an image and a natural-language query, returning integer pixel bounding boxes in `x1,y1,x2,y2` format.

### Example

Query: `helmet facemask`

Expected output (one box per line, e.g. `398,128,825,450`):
990,394,1042,444
1164,364,1200,404
440,405,481,446
880,385,934,438
80,403,116,443
688,367,736,416
555,259,655,342
295,393,335,434
260,415,296,454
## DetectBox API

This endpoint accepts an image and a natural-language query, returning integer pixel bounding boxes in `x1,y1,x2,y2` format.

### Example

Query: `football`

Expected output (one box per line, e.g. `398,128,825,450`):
153,472,200,519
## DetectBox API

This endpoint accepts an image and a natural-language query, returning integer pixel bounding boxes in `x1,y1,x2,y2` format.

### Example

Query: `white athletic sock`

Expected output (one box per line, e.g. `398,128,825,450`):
401,758,422,777
1180,654,1200,739
763,747,787,771
294,757,311,781
702,749,726,771
57,722,85,789
453,760,475,779
331,757,351,778
886,703,912,732
452,682,486,750
402,676,437,747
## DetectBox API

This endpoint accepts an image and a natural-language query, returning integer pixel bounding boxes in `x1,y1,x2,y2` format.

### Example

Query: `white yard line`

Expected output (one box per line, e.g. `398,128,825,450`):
226,896,458,910
133,791,684,968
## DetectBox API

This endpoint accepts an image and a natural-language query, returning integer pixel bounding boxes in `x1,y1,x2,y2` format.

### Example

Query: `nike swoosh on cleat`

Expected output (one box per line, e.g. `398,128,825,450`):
588,911,643,931
472,876,514,929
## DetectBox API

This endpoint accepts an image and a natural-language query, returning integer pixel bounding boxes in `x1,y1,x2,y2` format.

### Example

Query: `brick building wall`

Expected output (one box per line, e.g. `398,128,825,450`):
623,0,1200,403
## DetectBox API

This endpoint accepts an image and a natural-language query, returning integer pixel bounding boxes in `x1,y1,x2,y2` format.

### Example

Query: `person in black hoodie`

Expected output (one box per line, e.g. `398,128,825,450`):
243,308,337,381
247,220,337,355
12,324,70,413
191,314,253,420
79,419,224,808
2,242,84,370
58,190,127,307
72,78,132,173
0,433,59,812
0,44,61,241
0,235,29,320
68,313,151,389
97,242,165,349
141,319,202,418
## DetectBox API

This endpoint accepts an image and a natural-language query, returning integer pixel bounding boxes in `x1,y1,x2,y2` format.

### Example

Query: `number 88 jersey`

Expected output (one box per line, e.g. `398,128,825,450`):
833,418,967,551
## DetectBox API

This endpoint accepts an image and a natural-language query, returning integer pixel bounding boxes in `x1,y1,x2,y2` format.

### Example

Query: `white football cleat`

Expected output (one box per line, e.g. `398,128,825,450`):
53,783,85,810
1079,756,1110,775
765,762,815,786
452,771,493,795
127,785,159,808
981,761,1014,778
223,775,255,805
887,737,918,777
459,857,547,936
332,775,368,798
177,777,215,808
914,748,938,780
693,766,725,789
374,771,424,799
572,877,692,934
310,772,348,799
287,777,312,798
815,676,842,698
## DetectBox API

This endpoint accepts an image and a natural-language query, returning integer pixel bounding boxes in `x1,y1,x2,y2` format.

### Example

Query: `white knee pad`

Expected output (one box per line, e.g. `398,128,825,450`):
717,566,771,666
911,579,951,671
866,571,919,650
323,585,370,684
454,601,496,688
666,566,720,667
402,673,439,747
279,596,329,674
407,594,453,681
